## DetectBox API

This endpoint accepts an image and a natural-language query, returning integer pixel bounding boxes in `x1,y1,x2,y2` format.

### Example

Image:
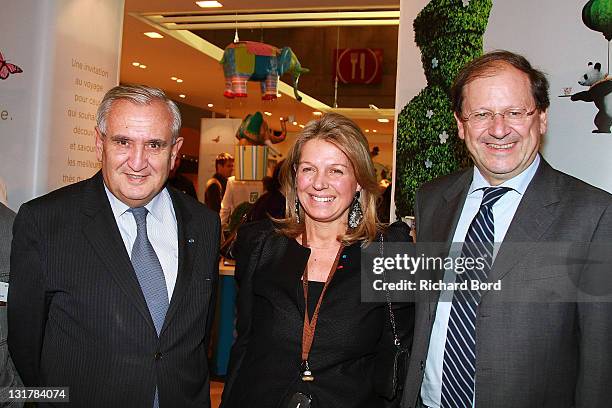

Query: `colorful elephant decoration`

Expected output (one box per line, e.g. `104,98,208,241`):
236,111,287,147
220,41,309,101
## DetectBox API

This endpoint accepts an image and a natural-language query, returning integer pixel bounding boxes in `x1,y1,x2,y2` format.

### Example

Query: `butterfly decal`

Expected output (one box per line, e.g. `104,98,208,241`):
0,51,23,80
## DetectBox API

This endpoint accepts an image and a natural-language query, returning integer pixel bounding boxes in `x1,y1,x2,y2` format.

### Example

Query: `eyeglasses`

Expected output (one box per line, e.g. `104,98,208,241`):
462,108,537,128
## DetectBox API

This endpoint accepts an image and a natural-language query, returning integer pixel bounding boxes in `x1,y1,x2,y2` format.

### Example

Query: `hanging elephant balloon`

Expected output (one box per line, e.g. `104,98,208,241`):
220,41,309,101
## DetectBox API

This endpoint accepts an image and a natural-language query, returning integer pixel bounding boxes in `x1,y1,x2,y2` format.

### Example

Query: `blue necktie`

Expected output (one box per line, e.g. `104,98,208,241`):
440,187,511,408
129,207,169,408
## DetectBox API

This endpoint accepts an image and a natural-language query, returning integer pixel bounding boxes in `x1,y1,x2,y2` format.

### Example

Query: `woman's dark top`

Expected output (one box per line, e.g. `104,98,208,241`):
307,281,324,320
220,220,413,408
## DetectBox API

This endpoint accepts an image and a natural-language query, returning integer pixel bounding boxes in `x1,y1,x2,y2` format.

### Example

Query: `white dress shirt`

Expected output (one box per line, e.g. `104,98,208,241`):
420,155,541,408
104,186,179,300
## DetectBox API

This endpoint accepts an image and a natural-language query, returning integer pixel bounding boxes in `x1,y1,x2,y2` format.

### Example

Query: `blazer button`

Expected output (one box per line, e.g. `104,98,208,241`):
420,360,425,371
154,352,162,360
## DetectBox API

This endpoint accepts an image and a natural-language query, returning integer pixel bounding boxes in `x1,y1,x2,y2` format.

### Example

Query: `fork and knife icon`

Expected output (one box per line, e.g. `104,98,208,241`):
350,52,366,80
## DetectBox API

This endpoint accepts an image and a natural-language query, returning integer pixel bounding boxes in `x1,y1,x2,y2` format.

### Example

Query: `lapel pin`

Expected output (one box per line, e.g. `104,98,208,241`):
188,238,195,244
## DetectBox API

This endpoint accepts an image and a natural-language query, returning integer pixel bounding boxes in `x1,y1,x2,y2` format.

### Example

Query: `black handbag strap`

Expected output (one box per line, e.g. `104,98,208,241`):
379,233,402,348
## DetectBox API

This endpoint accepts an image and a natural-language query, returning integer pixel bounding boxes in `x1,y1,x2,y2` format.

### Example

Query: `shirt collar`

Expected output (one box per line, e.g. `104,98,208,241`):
103,184,170,223
468,154,541,196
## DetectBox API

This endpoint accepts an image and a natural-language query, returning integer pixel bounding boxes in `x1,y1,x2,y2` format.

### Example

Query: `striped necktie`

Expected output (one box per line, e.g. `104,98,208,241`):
440,187,511,408
129,207,169,408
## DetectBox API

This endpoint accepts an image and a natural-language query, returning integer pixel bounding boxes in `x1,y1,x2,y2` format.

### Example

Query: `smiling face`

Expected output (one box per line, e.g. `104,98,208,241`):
456,65,547,185
95,99,183,207
296,139,361,227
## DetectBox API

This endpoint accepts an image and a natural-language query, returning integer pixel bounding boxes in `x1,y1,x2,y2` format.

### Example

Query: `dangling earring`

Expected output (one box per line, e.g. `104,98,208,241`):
295,196,301,224
348,191,363,228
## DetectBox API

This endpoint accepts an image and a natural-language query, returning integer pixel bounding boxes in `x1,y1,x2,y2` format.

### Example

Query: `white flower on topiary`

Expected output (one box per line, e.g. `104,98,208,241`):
439,131,449,144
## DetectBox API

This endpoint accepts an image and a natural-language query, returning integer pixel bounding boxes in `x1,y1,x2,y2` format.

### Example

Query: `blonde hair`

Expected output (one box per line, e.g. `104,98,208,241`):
275,113,381,245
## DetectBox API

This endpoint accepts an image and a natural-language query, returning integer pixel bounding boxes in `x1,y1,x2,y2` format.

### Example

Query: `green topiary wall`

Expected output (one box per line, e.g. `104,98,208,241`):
394,0,492,216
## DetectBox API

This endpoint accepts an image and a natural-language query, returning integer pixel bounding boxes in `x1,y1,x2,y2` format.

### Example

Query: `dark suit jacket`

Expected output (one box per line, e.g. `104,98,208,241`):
0,204,22,407
401,160,612,408
221,220,413,408
8,172,220,407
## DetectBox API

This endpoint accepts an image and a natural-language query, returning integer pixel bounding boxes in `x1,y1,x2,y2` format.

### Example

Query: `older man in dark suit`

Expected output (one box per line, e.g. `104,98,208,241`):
401,51,612,408
8,85,220,407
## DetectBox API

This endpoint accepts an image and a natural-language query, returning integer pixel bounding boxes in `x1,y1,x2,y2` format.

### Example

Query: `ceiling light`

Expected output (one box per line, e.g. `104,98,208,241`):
277,93,282,98
377,118,390,123
207,103,214,108
299,124,305,129
292,121,298,126
179,94,186,98
139,65,146,69
132,62,140,67
196,1,223,7
365,129,370,133
313,111,322,116
171,76,177,81
144,32,164,39
372,129,377,133
264,111,272,116
176,79,183,83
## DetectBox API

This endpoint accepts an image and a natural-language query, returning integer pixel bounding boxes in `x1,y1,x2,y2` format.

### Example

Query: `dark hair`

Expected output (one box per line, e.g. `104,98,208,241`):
264,160,284,192
215,152,234,169
451,50,550,116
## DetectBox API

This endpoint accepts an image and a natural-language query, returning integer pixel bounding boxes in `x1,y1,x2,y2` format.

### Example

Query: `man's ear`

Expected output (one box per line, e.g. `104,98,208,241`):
538,109,548,135
170,137,184,170
95,127,104,162
454,112,466,140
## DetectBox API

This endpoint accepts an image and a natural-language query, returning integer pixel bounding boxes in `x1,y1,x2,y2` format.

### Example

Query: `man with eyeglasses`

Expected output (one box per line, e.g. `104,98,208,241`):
8,85,220,407
401,51,612,408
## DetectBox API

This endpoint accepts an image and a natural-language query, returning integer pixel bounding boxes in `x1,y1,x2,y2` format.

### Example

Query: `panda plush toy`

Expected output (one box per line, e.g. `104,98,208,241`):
571,62,612,133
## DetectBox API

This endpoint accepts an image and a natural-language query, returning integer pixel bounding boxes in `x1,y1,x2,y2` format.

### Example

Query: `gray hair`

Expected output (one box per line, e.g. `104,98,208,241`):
96,84,182,141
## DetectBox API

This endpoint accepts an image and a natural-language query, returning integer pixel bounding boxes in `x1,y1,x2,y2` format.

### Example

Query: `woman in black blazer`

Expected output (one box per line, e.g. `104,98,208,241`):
221,113,413,408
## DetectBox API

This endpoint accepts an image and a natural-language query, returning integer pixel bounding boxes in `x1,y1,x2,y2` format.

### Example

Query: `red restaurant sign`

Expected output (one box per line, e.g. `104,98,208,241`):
333,48,383,84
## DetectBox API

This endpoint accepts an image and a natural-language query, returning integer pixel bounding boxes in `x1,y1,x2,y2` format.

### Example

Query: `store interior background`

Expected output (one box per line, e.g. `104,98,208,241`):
118,0,612,221
121,0,401,204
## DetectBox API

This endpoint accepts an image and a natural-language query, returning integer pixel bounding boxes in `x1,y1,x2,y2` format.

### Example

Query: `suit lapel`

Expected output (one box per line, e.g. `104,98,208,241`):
437,170,472,244
280,235,310,317
161,189,198,335
487,160,561,284
81,172,155,331
422,170,472,314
